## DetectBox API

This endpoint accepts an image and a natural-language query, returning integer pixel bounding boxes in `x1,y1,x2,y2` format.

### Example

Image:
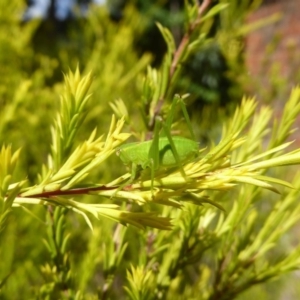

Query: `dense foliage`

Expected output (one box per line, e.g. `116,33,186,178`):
1,0,300,299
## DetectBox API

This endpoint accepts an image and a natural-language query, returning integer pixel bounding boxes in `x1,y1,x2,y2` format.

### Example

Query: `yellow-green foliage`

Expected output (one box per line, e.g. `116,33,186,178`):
0,1,150,298
1,1,300,299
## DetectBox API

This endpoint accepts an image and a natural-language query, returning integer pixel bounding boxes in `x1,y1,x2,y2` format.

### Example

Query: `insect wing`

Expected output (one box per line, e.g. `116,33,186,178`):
158,137,198,167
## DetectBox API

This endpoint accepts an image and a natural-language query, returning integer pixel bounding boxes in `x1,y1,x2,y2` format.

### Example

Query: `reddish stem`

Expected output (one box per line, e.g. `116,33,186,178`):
20,185,117,199
152,0,212,126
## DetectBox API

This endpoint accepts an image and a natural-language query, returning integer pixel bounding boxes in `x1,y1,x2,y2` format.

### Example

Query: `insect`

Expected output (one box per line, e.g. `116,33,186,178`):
116,96,199,191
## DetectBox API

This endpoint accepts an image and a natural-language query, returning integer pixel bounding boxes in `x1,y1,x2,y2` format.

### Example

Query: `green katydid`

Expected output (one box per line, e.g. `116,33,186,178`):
116,95,199,191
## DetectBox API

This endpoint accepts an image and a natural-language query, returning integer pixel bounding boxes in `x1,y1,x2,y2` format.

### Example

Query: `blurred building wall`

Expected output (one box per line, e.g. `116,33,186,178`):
246,0,300,87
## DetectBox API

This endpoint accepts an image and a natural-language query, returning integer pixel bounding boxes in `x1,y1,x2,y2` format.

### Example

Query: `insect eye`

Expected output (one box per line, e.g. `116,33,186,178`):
116,149,121,156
